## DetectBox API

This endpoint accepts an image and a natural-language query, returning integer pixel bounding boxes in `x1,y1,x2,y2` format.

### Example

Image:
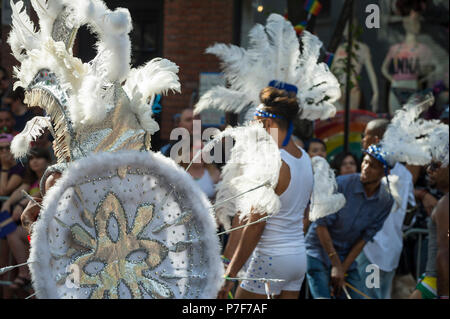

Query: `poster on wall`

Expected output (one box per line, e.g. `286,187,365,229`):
198,72,226,128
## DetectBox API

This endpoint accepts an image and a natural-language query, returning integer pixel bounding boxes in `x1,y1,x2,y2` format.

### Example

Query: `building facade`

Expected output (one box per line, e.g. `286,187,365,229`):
1,0,448,145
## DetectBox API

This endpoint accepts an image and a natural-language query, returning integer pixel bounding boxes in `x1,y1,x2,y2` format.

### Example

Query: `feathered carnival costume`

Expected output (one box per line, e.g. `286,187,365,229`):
7,0,223,299
194,14,346,225
363,93,448,210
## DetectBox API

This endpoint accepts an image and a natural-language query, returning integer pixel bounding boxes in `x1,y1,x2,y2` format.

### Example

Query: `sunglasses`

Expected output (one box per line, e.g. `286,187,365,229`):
0,145,10,151
427,162,441,172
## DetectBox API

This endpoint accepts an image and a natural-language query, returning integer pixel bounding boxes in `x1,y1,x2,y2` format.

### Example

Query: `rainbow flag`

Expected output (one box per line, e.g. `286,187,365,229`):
324,52,334,66
294,20,308,35
304,0,323,16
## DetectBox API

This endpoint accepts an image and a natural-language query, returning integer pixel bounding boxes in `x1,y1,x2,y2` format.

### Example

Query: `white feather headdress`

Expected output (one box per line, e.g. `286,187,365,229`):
8,0,180,161
194,13,341,121
381,93,449,167
194,14,344,224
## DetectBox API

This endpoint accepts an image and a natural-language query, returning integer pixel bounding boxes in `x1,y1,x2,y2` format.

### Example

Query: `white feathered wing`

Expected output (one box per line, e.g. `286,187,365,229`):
309,156,346,222
206,122,282,230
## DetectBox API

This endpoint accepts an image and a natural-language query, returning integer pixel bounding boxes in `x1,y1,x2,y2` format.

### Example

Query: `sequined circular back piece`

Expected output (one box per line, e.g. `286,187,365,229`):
30,151,223,299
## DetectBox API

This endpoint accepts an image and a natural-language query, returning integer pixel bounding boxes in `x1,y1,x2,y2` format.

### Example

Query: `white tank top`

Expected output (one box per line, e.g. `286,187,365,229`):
254,146,313,256
195,169,216,199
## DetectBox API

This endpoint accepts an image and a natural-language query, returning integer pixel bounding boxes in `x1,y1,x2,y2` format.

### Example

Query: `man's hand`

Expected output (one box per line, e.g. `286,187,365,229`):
0,152,14,170
331,264,345,297
217,278,235,299
1,201,11,212
21,198,42,235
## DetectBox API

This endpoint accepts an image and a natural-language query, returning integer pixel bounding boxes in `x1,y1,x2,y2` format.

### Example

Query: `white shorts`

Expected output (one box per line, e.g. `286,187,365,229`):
239,251,306,296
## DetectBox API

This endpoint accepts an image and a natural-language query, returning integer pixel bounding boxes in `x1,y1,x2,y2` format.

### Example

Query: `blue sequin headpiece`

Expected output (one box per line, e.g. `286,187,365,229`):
268,80,298,95
364,144,391,171
254,106,286,120
363,144,393,194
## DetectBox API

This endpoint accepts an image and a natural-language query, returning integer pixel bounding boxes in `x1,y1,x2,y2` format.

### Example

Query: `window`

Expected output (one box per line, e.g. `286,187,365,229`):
77,0,163,67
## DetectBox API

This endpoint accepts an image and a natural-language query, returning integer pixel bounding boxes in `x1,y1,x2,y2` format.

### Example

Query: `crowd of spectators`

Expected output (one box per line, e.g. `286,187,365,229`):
0,67,56,298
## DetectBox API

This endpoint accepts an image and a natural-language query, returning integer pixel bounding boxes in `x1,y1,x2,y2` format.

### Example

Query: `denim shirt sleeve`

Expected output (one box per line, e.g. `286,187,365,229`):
361,196,393,243
315,212,338,227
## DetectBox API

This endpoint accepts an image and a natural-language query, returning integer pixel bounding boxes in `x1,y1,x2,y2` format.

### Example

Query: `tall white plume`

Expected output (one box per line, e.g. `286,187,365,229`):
8,0,41,62
30,0,64,37
124,58,181,134
309,156,346,222
8,0,180,133
11,116,53,159
381,93,449,167
194,13,341,122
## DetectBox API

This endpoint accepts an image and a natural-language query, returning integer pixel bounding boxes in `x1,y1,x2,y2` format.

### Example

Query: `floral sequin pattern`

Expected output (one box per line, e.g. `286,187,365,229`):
43,156,218,300
69,192,173,299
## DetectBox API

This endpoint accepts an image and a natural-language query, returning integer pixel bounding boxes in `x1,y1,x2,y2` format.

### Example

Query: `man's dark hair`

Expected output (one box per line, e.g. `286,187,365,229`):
259,87,300,130
331,151,361,176
305,138,327,152
366,119,390,139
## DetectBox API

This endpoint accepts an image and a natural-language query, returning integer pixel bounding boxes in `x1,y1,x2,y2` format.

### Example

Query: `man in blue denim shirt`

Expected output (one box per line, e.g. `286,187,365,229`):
305,147,393,299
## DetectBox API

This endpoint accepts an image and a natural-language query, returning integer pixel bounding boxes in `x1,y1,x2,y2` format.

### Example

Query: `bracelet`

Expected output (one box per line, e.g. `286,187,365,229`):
1,169,9,173
221,255,231,265
328,251,337,258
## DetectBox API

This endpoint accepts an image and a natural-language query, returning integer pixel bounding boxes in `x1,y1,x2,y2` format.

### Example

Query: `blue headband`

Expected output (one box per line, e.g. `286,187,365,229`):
254,106,293,147
268,80,298,95
254,108,286,120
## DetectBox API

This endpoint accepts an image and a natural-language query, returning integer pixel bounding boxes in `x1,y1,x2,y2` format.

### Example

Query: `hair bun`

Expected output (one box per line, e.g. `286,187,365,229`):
259,87,300,121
